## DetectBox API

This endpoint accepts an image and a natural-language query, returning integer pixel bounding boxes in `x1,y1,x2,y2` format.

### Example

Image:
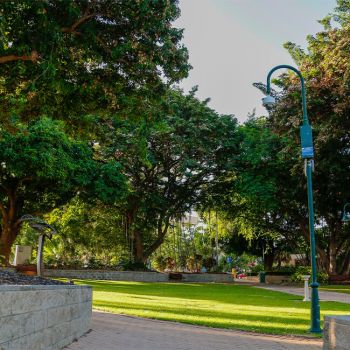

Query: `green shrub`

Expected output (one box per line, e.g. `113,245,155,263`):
203,257,216,271
118,260,147,271
152,256,167,272
251,264,265,274
86,257,105,269
290,266,328,284
265,266,297,276
272,265,297,274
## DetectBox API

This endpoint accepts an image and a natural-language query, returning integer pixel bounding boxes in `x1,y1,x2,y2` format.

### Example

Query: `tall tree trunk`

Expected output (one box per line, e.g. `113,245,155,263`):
133,230,145,264
264,251,274,270
0,188,21,265
328,235,338,276
299,220,329,272
325,220,343,275
131,217,170,265
0,218,21,265
343,255,350,276
339,248,350,276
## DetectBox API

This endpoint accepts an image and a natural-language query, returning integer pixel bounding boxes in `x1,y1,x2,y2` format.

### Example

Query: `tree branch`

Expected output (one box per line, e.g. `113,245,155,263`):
144,215,171,258
61,13,95,34
0,202,7,220
0,51,39,65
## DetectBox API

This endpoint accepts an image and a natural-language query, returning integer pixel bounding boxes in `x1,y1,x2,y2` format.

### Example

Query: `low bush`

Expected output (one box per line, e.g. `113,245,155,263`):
118,260,148,271
251,264,264,274
290,266,328,284
265,266,297,276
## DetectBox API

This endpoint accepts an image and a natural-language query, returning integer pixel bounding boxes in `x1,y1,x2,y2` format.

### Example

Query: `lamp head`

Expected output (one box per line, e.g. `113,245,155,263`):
342,211,350,222
262,95,276,108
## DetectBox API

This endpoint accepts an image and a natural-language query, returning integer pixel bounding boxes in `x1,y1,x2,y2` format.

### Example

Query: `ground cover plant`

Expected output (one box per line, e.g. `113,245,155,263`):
74,280,350,336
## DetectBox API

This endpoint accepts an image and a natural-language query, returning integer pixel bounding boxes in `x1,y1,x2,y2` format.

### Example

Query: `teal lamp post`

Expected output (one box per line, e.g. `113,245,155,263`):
341,203,350,222
262,64,322,333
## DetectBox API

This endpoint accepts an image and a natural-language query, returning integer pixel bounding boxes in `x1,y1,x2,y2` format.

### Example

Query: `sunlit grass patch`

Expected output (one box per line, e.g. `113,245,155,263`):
74,280,350,336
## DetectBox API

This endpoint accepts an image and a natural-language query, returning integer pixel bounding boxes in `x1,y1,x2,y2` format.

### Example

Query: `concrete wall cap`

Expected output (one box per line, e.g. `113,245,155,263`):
324,315,350,326
0,284,91,292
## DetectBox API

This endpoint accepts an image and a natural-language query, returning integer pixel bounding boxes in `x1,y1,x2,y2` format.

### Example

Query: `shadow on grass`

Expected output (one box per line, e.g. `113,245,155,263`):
78,280,350,310
74,280,350,336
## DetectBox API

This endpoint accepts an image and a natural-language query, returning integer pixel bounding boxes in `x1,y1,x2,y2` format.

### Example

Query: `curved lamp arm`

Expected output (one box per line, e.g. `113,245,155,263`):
342,203,350,222
266,64,309,125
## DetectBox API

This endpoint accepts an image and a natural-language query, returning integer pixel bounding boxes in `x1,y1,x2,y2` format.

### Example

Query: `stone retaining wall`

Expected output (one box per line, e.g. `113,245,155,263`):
45,269,169,282
0,284,92,350
323,315,350,350
265,275,291,284
182,273,233,283
44,269,234,283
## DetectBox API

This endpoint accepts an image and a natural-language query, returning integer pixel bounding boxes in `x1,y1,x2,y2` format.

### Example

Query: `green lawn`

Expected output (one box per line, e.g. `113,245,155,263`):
75,280,350,336
320,285,350,294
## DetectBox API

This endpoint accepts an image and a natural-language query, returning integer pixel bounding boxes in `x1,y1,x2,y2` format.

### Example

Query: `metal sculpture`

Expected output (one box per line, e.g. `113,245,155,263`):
19,215,57,277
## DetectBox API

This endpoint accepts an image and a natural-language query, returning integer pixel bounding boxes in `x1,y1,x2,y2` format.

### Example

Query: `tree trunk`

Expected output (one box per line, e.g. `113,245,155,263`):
0,188,22,265
133,230,145,264
299,220,330,272
343,254,350,276
131,217,170,264
0,221,20,265
264,251,274,271
328,236,338,276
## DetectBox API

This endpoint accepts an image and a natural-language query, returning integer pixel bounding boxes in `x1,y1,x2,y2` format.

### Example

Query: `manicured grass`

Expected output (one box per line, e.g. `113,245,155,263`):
320,285,350,294
74,280,350,336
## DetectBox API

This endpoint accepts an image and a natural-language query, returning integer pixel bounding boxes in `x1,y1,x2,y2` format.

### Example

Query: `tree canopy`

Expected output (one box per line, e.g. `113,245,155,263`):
100,89,240,263
0,0,191,264
0,118,125,263
0,0,190,127
243,1,350,275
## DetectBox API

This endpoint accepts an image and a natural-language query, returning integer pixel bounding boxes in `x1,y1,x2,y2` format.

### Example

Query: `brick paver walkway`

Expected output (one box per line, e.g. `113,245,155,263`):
256,285,350,304
65,312,322,350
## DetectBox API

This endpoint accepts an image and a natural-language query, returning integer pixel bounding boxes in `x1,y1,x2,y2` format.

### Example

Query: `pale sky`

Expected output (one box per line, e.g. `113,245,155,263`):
175,0,336,122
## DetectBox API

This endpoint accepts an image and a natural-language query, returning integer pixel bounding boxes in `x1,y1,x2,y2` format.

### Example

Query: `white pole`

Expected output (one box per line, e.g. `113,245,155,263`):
303,275,311,301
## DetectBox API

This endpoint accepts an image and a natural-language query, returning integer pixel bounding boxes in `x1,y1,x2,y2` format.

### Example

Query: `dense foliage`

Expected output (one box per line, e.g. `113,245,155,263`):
0,0,190,126
4,0,350,278
0,118,126,263
0,0,190,264
263,2,350,275
215,0,350,276
102,89,240,263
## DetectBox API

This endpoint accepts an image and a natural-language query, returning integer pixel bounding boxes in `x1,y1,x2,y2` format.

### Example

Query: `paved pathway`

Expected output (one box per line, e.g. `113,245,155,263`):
256,285,350,304
65,312,322,350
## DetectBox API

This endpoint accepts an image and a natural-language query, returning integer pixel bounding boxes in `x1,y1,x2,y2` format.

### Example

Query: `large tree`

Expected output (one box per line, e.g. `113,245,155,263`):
0,0,190,263
208,116,306,270
100,89,240,264
254,0,350,276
